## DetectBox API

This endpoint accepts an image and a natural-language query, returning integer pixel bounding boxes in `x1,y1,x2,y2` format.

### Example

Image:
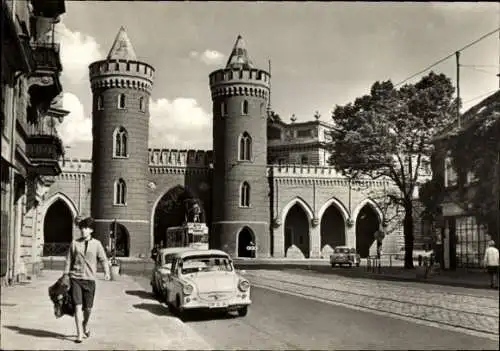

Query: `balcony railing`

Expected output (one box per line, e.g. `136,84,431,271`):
31,42,62,72
26,119,64,176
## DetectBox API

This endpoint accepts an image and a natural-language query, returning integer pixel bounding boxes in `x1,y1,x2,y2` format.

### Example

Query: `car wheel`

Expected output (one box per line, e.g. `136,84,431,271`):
356,263,360,267
348,263,352,267
237,306,248,317
331,263,336,268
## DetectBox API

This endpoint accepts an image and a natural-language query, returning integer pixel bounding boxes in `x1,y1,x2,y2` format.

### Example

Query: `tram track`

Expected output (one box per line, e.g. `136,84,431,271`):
245,274,499,337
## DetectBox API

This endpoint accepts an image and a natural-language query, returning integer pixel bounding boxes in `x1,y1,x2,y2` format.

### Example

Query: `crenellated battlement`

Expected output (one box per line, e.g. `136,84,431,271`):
60,158,93,173
89,59,155,93
209,68,270,99
268,164,393,188
148,148,213,167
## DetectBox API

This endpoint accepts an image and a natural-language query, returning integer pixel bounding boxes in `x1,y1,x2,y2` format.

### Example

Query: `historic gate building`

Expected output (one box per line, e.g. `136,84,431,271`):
41,28,403,260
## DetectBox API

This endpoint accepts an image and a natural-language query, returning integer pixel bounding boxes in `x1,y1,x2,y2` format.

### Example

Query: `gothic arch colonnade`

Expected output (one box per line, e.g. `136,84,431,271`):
274,196,384,258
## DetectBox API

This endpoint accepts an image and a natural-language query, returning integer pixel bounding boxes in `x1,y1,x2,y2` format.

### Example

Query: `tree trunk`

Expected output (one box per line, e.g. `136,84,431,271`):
403,201,415,269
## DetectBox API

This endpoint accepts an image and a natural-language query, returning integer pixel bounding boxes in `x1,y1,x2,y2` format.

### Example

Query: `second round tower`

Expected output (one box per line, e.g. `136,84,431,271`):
209,35,271,258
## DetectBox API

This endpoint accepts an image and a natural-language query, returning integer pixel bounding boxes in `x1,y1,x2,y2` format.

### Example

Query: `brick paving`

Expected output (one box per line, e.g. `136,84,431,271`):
244,270,499,336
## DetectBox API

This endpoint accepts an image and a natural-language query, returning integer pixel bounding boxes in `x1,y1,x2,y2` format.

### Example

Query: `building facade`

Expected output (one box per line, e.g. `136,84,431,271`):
40,29,405,261
1,0,68,284
431,91,500,269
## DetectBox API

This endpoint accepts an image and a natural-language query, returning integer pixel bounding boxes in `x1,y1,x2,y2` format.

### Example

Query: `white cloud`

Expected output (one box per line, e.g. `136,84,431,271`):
189,49,225,66
55,22,102,84
57,92,92,146
149,98,212,150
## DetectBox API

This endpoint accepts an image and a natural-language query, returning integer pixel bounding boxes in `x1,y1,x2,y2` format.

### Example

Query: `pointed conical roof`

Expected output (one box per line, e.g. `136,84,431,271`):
107,26,137,60
225,35,254,69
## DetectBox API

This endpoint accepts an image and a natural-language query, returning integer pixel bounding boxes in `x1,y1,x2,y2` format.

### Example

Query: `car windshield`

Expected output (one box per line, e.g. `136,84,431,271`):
334,248,350,254
180,255,233,274
161,253,178,267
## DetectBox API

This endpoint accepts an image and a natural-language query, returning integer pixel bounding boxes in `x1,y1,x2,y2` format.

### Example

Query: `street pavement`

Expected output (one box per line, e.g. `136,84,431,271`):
243,270,499,338
131,274,499,350
0,270,211,350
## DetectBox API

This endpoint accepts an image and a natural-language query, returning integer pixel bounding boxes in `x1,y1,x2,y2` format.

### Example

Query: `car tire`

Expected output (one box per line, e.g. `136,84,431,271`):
356,263,360,267
331,263,336,268
237,306,248,317
348,263,352,267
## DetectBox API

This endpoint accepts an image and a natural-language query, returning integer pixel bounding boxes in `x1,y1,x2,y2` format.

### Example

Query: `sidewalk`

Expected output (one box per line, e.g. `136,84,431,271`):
0,270,211,350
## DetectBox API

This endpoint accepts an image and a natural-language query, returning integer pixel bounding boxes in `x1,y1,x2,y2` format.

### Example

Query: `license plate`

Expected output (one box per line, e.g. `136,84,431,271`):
209,302,228,308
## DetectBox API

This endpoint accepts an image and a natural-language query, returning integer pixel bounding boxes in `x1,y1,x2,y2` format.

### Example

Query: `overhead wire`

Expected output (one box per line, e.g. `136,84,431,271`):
394,27,500,87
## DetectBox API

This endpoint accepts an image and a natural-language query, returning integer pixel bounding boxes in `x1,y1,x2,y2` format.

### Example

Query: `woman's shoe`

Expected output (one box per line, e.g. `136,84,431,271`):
83,330,91,338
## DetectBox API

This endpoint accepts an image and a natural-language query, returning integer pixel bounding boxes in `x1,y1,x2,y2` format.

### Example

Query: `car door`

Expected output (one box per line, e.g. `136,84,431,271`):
166,257,179,304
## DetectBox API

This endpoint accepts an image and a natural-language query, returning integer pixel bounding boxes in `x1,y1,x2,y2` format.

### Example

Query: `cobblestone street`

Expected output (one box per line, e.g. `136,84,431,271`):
244,270,500,337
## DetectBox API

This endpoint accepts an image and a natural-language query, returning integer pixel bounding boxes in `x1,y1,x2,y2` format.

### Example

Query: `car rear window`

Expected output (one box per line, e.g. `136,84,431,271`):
334,248,350,254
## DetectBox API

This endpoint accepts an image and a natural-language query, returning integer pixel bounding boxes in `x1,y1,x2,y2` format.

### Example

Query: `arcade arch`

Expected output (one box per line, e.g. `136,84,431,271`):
353,200,383,258
151,185,203,247
110,222,130,257
283,200,312,258
237,226,255,258
318,198,349,251
43,198,76,256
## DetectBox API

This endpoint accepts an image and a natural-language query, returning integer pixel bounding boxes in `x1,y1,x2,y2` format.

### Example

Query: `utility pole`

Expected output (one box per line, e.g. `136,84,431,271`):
455,51,461,128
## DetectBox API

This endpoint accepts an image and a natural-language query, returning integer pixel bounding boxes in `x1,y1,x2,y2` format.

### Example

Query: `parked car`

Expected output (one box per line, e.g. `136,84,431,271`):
164,249,251,317
330,246,360,267
151,247,192,301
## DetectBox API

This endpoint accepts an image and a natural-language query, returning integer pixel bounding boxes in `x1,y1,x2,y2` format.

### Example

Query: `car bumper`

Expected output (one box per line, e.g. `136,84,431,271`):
181,295,252,311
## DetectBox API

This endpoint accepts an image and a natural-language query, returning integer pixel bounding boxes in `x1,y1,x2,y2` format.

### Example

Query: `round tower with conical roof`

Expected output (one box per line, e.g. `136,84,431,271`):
89,27,155,256
209,35,271,258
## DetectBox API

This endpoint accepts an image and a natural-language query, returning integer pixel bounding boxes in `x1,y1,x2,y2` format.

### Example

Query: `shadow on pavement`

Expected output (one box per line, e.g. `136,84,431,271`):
4,325,72,340
182,310,238,323
125,290,156,300
133,302,174,317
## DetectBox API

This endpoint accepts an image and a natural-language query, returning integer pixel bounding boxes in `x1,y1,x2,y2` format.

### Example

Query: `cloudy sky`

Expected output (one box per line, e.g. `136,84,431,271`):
55,2,500,159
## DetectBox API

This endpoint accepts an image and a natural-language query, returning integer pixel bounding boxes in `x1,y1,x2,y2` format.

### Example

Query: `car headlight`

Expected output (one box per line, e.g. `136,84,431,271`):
238,279,250,292
183,284,194,295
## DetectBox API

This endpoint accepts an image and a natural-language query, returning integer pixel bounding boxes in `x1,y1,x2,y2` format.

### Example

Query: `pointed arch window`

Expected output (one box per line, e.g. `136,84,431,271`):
139,97,145,112
242,100,249,115
114,179,127,205
239,132,252,161
118,93,126,109
97,95,103,110
240,182,250,207
113,127,128,157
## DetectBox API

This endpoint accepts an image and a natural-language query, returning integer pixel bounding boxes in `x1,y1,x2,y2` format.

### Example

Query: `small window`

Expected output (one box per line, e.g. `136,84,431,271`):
139,97,145,112
97,95,103,110
240,182,250,207
301,155,308,165
118,93,126,109
114,179,127,205
239,132,252,161
242,100,249,115
115,62,119,71
260,103,265,116
221,102,227,116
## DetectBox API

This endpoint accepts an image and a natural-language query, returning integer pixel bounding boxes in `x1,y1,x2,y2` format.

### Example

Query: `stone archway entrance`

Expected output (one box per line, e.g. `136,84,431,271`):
321,205,345,253
43,199,74,256
284,204,310,258
356,205,380,258
110,222,130,257
152,185,201,247
237,227,255,258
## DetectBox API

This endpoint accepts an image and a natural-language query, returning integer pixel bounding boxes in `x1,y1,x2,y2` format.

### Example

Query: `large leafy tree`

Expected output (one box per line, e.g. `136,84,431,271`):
449,97,500,243
329,72,456,269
